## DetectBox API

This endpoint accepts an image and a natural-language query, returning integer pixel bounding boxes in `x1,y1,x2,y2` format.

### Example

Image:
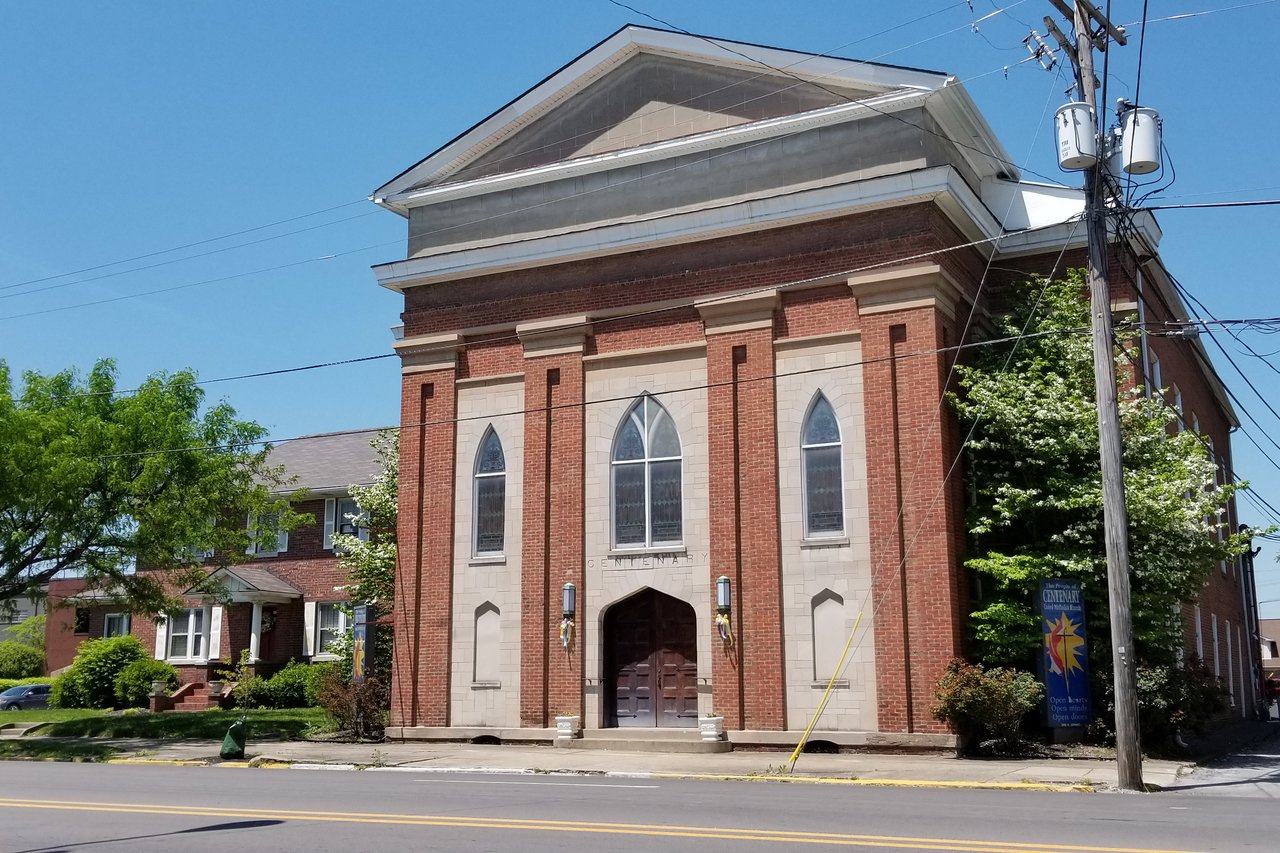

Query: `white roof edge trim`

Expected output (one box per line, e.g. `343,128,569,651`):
372,166,1029,292
372,26,949,199
380,89,934,212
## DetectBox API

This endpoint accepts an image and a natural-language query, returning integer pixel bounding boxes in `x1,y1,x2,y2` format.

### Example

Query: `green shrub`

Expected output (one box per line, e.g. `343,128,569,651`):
230,674,271,709
264,660,311,708
1137,658,1226,751
52,636,147,708
113,659,179,708
933,658,1043,751
304,661,338,707
0,677,54,691
0,640,44,679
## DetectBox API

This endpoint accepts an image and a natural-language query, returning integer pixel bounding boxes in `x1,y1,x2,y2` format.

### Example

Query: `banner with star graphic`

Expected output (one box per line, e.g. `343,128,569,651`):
1039,579,1091,727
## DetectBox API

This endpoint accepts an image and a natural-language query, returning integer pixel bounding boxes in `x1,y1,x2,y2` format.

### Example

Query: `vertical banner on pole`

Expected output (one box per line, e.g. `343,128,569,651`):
352,603,373,685
1040,579,1091,727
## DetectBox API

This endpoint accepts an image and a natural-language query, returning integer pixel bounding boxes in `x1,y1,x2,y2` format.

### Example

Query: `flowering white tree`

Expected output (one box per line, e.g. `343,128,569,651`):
951,272,1251,742
330,430,397,680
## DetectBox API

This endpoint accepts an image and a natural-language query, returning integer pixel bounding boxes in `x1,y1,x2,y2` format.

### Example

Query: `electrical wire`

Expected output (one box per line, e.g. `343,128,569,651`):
58,213,1085,401
91,325,1092,462
0,200,368,291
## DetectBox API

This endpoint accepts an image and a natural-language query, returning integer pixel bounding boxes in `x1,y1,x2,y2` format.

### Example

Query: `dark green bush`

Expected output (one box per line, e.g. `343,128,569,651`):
264,660,311,708
52,636,147,708
230,674,271,709
0,641,44,679
933,658,1043,750
304,661,339,707
113,659,180,708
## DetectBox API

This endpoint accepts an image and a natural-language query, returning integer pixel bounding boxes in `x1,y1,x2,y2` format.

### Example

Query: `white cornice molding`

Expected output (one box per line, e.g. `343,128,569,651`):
377,90,932,213
373,166,1002,292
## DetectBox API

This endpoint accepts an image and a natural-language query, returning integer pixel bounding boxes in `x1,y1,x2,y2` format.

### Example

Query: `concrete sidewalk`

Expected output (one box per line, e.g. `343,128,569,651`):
25,735,1189,791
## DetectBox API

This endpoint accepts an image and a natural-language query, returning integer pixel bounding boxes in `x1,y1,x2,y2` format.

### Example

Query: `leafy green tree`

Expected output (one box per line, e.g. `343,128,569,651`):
952,272,1248,691
0,359,298,613
330,430,397,682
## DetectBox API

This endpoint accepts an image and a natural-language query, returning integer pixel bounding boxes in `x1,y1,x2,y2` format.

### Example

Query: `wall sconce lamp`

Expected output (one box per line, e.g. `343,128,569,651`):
715,576,734,644
560,582,576,649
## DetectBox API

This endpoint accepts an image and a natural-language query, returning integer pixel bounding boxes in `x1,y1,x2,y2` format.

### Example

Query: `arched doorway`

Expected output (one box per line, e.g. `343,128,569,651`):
603,589,698,728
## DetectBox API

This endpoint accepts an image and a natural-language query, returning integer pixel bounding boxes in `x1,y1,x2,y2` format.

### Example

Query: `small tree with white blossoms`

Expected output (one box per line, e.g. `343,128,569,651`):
951,271,1249,745
329,430,397,684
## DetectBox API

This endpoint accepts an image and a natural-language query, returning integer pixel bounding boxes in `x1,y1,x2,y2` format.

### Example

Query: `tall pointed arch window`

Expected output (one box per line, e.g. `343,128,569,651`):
802,394,844,537
474,427,506,556
612,396,682,547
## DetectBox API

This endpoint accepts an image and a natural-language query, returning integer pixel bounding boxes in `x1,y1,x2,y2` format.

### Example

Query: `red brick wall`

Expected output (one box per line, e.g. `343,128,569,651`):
44,578,90,673
391,369,458,727
519,353,586,727
862,308,965,733
706,328,786,730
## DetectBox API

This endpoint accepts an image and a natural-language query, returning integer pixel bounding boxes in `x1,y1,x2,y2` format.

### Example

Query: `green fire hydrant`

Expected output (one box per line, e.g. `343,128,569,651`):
220,716,248,760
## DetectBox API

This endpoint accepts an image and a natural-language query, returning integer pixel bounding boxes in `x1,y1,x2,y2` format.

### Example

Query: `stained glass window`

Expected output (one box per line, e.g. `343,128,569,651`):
474,428,506,555
802,395,844,537
612,396,682,547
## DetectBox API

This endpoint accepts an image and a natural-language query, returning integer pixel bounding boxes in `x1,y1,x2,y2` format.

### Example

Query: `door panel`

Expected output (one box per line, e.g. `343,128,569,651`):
605,589,697,728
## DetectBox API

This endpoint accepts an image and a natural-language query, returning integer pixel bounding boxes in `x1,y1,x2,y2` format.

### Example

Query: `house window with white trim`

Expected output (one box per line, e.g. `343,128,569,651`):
473,427,506,556
611,396,682,548
168,608,205,660
247,512,288,557
335,497,369,540
802,394,844,538
315,603,349,657
104,613,130,638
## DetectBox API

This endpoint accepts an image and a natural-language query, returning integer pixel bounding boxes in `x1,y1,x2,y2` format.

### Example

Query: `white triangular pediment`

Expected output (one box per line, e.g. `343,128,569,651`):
374,26,950,201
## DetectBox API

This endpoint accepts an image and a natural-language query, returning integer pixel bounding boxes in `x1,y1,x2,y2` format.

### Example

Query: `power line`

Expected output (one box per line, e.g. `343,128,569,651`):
0,200,367,291
57,214,1083,400
605,0,1059,183
1142,200,1280,211
0,210,381,302
6,11,1000,303
92,325,1091,462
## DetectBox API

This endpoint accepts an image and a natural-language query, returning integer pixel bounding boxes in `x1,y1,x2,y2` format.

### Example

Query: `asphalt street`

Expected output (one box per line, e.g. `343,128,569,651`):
1,763,1278,852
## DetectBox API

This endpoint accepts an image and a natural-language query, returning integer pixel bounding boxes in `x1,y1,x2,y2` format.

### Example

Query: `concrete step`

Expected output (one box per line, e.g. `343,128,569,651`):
558,728,731,753
580,727,703,741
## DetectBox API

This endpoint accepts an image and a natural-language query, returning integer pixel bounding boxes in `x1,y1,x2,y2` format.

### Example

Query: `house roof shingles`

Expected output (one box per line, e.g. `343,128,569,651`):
259,430,382,495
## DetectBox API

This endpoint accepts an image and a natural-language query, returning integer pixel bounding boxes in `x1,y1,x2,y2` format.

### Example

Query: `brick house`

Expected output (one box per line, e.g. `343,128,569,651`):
45,431,381,696
372,26,1257,743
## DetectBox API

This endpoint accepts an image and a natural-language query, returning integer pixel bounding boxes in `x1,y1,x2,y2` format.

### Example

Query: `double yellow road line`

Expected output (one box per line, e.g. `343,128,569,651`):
0,796,1200,852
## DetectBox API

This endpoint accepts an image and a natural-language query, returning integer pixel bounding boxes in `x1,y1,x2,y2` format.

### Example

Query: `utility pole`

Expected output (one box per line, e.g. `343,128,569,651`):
1057,0,1144,791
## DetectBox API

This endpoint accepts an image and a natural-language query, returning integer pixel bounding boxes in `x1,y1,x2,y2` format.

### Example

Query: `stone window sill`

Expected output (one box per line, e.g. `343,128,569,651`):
607,545,687,558
471,681,502,690
800,537,849,549
470,555,506,566
811,679,850,690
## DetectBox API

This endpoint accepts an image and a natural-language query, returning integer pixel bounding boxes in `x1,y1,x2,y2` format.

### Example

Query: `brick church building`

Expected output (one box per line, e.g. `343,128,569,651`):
372,26,1258,743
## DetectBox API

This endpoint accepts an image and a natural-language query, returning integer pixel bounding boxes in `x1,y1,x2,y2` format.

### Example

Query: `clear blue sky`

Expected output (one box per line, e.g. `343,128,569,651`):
5,2,1280,611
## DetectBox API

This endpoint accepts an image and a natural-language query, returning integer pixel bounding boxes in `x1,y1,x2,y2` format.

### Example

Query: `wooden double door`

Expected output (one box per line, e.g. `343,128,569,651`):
604,589,698,728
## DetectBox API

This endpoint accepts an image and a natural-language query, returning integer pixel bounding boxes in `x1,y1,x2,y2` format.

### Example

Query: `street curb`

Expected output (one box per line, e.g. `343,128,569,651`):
642,772,1094,792
105,758,208,767
245,759,1093,791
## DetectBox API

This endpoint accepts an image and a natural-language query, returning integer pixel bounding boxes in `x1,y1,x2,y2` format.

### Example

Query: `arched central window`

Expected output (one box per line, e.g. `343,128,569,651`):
474,427,506,556
612,396,682,547
802,394,844,537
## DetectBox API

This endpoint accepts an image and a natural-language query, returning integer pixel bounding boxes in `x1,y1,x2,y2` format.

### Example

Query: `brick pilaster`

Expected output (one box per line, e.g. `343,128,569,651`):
391,335,460,728
518,320,588,727
701,292,786,731
860,304,964,734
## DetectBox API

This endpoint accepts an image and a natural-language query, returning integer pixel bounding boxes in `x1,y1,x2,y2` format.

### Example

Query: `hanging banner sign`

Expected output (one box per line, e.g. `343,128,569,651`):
352,603,373,685
1040,579,1092,727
